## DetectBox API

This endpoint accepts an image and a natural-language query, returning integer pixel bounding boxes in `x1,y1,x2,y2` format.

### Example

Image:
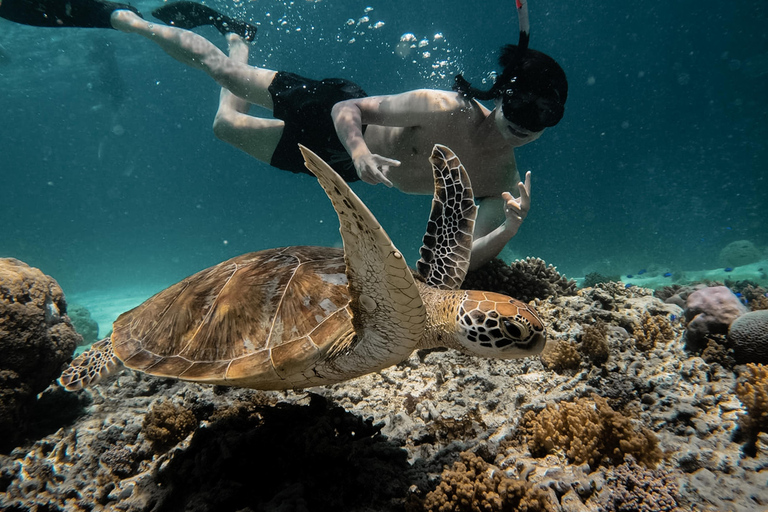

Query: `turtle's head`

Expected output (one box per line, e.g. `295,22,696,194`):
454,291,546,358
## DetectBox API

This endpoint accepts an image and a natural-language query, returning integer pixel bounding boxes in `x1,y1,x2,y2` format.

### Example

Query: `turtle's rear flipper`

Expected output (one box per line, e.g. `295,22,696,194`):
59,337,122,391
151,1,257,41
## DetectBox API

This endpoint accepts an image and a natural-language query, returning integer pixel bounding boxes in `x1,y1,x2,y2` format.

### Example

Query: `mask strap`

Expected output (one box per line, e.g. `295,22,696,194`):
453,0,532,99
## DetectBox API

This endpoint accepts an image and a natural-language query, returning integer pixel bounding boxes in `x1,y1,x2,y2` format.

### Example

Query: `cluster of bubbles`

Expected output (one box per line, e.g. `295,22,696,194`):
393,32,457,83
338,6,385,45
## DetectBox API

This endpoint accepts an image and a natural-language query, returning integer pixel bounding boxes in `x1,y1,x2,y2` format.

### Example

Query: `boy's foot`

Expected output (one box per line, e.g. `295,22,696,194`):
151,1,257,41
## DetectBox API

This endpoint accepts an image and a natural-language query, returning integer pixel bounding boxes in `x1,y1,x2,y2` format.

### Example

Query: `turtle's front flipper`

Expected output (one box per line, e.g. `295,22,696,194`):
299,145,426,369
416,144,477,290
151,1,257,41
59,337,122,391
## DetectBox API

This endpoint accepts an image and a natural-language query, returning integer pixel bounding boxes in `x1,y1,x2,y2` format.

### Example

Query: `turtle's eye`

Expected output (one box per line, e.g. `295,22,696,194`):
502,319,522,340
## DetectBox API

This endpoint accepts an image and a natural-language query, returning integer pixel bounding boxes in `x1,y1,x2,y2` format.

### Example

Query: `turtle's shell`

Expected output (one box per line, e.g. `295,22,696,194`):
112,246,355,389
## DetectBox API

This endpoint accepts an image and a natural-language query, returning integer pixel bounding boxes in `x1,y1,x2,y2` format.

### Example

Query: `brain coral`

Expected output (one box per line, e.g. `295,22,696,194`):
729,310,768,364
523,394,661,468
684,286,747,347
420,451,555,512
718,239,762,268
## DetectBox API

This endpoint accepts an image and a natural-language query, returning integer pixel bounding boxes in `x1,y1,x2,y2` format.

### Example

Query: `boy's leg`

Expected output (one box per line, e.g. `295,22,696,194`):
212,34,283,164
110,10,276,108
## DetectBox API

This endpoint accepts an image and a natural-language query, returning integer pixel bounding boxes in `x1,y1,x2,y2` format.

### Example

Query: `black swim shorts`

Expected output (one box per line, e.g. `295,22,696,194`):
268,71,368,182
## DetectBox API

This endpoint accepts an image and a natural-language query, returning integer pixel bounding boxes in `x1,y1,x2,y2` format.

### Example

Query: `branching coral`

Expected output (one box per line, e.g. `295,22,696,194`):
462,258,576,303
540,341,581,373
634,313,674,351
142,400,198,450
420,451,555,512
597,455,681,512
522,395,661,468
735,364,768,442
580,320,610,365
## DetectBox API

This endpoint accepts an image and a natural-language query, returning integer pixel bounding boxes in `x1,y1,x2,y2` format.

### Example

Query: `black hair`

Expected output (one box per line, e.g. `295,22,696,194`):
454,44,568,131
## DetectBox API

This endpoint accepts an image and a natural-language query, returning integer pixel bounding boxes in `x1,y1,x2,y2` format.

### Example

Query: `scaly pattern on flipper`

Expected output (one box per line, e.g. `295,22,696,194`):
417,144,477,290
59,337,121,391
299,145,426,364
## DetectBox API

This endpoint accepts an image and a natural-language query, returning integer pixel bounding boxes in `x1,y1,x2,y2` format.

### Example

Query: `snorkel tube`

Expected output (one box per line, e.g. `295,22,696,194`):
453,0,530,100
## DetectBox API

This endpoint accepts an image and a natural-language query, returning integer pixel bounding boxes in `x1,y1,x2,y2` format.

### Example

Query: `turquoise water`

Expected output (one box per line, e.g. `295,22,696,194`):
1,0,766,300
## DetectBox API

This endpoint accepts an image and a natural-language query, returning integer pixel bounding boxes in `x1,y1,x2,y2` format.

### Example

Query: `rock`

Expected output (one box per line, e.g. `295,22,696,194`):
718,240,762,268
684,286,747,347
67,303,99,345
0,258,80,452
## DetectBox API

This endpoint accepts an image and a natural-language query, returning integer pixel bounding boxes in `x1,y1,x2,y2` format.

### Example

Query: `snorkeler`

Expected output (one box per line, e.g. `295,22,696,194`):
0,0,567,270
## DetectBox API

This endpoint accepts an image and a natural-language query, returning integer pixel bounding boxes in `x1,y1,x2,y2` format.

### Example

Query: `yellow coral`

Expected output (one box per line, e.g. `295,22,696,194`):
735,363,768,437
634,313,674,351
142,400,197,450
540,341,581,373
421,451,554,512
581,320,610,365
523,395,661,468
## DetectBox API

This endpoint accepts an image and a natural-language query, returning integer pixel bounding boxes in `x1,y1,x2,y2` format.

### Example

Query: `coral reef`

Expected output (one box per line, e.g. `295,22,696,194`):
419,451,555,512
540,341,581,373
461,257,576,303
634,312,675,351
735,364,768,443
0,258,80,452
728,310,768,364
595,455,681,512
67,303,99,345
580,320,610,365
684,285,747,347
718,240,762,268
4,278,768,512
583,272,620,288
142,400,198,450
522,394,662,468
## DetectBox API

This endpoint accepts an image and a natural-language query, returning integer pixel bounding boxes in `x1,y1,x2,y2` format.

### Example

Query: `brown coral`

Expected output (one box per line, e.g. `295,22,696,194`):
522,395,661,468
735,363,768,440
580,320,610,365
540,341,582,373
634,313,674,351
421,451,555,512
462,257,576,303
142,400,198,450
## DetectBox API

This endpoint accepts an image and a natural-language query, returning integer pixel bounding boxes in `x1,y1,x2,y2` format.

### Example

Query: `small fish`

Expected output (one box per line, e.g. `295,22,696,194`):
625,283,633,288
724,267,733,272
626,274,634,278
736,292,743,297
637,269,647,275
663,272,673,277
670,314,678,322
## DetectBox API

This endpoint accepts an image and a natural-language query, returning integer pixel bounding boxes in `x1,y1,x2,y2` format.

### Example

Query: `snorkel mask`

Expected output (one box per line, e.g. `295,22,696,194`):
453,0,568,132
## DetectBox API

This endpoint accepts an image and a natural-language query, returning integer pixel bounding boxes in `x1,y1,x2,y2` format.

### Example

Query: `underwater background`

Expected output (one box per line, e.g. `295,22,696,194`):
1,0,766,306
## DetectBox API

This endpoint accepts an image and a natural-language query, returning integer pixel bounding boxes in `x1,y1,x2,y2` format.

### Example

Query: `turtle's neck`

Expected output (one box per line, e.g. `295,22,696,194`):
416,282,466,351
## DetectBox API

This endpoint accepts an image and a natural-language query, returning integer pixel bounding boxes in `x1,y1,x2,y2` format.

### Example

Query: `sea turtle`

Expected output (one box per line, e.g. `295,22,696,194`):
59,145,546,392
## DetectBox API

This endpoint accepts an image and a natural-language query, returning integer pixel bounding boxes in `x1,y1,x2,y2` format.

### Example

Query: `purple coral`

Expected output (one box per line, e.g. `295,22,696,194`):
683,286,747,346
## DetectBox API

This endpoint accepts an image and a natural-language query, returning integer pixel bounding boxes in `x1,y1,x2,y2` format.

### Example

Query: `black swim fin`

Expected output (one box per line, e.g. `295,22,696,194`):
0,0,141,29
151,1,257,41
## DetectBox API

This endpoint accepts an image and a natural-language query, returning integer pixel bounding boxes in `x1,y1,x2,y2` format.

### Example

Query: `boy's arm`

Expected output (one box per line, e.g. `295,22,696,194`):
469,171,532,270
332,90,466,185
